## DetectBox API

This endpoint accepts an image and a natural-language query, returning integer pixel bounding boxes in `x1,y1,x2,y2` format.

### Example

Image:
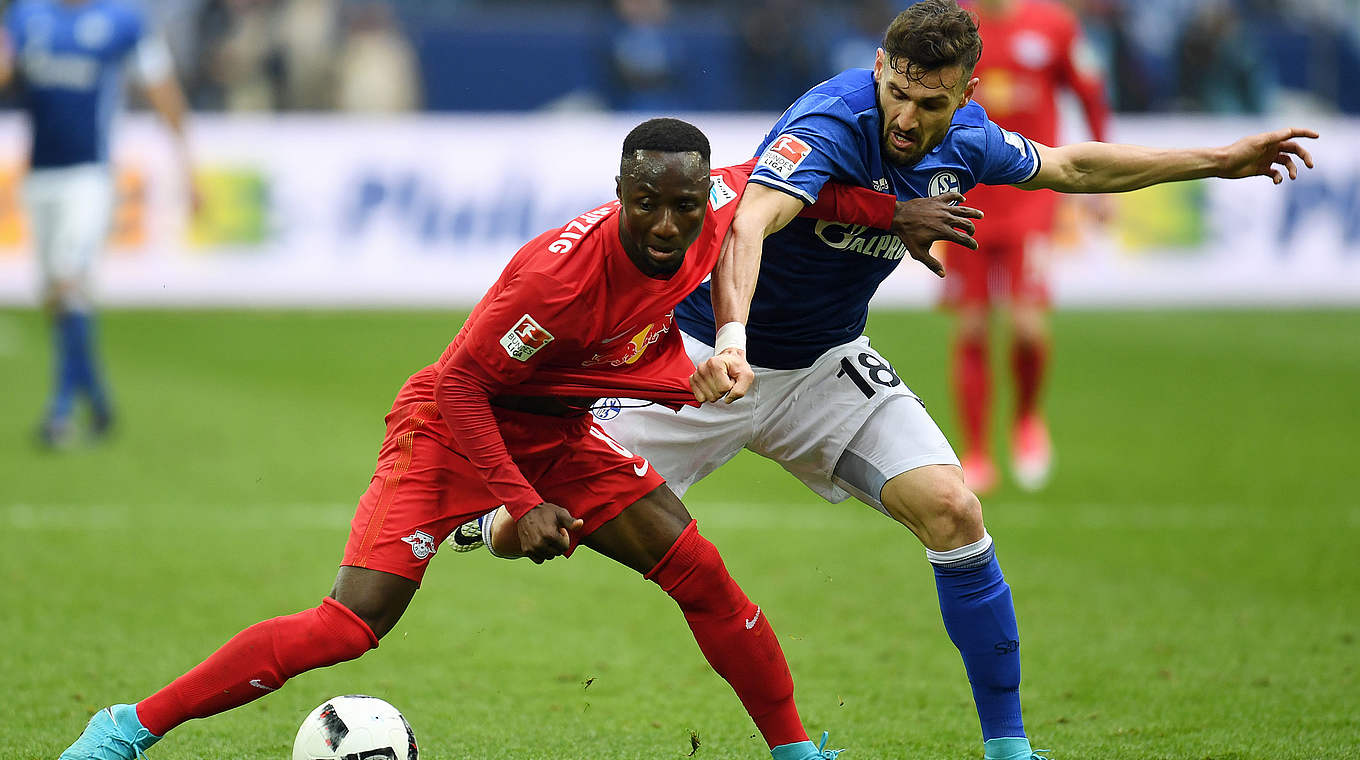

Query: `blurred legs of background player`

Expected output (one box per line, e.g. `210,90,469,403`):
26,164,117,448
943,227,1053,494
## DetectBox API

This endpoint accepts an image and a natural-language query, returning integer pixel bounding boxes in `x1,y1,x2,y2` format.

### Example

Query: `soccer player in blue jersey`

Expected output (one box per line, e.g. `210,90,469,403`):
0,0,194,446
458,3,1316,758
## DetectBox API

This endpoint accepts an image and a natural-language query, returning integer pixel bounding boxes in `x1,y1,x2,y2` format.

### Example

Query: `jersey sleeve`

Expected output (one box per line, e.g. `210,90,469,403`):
977,117,1043,186
749,98,870,205
800,181,896,229
434,270,581,518
714,160,894,241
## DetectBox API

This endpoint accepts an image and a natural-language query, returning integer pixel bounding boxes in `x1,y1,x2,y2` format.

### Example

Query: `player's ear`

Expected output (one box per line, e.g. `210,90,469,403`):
960,76,980,107
873,48,886,81
615,176,623,201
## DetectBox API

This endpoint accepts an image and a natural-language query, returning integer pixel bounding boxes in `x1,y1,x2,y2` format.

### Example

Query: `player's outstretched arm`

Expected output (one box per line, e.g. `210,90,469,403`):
712,183,804,327
710,183,803,400
1017,127,1319,194
136,43,199,213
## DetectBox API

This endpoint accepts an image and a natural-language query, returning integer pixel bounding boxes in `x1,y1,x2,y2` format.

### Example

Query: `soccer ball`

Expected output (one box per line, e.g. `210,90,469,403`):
292,695,417,760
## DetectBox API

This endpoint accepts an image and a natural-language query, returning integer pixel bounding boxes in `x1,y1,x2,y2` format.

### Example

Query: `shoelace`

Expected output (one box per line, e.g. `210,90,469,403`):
97,708,151,760
1031,750,1051,760
815,731,845,759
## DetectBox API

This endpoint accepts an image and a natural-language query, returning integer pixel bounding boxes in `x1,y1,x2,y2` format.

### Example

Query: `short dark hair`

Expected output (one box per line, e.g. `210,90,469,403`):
882,0,982,85
621,117,711,165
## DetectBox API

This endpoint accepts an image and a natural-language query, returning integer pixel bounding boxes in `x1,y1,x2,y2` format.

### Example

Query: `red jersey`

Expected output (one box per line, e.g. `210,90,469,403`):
966,0,1110,231
394,161,895,517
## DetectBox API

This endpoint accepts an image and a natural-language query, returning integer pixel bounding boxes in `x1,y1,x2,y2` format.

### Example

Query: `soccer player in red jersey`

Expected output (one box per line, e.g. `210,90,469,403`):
945,0,1112,493
57,118,959,760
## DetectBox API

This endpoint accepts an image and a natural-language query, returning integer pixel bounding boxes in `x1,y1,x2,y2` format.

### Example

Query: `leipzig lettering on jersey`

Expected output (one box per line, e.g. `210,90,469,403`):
674,67,1043,370
548,202,618,254
4,0,150,167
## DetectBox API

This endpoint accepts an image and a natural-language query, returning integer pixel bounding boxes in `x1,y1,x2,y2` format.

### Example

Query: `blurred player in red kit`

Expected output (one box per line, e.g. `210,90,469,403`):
58,117,960,760
945,0,1110,493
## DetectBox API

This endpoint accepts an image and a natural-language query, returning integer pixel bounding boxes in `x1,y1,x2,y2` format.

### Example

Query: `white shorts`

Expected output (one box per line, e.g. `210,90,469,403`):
23,164,114,302
596,331,959,513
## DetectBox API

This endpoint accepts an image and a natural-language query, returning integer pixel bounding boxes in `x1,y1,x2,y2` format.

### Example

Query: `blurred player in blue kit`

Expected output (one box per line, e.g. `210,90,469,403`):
0,0,194,446
459,2,1316,758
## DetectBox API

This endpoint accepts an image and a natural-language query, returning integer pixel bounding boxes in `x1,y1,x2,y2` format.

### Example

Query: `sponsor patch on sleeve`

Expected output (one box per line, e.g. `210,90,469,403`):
709,173,738,210
500,314,554,361
756,134,813,179
1001,128,1030,157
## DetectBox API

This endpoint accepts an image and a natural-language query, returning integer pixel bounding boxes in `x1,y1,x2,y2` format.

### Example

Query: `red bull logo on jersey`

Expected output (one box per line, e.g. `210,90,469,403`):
582,318,672,367
401,530,437,560
500,314,555,361
758,134,813,179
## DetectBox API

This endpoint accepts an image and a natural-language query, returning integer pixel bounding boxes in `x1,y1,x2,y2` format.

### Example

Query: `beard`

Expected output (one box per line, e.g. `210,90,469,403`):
881,129,929,167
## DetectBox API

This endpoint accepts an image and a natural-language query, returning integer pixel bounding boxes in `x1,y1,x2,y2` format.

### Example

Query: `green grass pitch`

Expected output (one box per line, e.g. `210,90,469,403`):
0,308,1356,759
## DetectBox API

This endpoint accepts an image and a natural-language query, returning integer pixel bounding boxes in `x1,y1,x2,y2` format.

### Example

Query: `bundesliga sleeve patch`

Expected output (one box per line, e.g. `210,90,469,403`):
757,134,813,179
500,314,554,362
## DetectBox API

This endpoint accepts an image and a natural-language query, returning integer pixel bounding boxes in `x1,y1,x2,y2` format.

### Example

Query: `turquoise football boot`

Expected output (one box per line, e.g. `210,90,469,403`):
771,731,844,760
59,704,160,760
984,737,1050,760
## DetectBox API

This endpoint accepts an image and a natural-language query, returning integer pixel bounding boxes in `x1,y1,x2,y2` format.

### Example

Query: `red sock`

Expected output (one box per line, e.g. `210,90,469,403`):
1010,338,1049,420
136,597,378,736
646,521,807,749
953,335,991,455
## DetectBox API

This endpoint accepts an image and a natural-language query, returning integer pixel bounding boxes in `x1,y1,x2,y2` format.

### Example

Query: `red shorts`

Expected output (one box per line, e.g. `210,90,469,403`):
943,190,1056,309
341,401,666,583
940,228,1052,309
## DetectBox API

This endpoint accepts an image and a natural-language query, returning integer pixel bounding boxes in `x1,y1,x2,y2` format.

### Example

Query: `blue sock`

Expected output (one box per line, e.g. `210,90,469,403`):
48,311,85,420
930,535,1024,741
59,310,110,417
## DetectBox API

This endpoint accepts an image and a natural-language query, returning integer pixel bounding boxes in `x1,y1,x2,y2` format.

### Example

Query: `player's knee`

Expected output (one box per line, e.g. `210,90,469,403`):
328,567,417,640
956,311,989,342
1010,305,1048,344
46,278,88,313
921,478,984,551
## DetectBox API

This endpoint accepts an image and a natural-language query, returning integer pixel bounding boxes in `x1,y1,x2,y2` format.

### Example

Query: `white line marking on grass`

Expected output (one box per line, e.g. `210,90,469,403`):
689,499,1300,531
2,502,353,531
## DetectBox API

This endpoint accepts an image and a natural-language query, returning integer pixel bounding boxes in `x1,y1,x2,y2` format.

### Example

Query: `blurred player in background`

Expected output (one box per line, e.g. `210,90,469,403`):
945,0,1111,493
461,4,1316,760
0,0,194,447
57,118,943,760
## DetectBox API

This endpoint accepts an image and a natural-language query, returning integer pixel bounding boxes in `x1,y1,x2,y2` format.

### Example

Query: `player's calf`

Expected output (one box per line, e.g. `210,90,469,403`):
55,594,384,760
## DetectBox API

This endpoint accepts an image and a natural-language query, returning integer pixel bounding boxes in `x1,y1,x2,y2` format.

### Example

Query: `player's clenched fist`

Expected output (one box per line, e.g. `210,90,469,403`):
515,502,583,564
691,349,755,404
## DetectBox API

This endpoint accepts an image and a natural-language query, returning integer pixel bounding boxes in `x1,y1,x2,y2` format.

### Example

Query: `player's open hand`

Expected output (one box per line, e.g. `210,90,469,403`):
516,502,583,564
890,193,985,278
691,349,754,404
1217,127,1318,184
